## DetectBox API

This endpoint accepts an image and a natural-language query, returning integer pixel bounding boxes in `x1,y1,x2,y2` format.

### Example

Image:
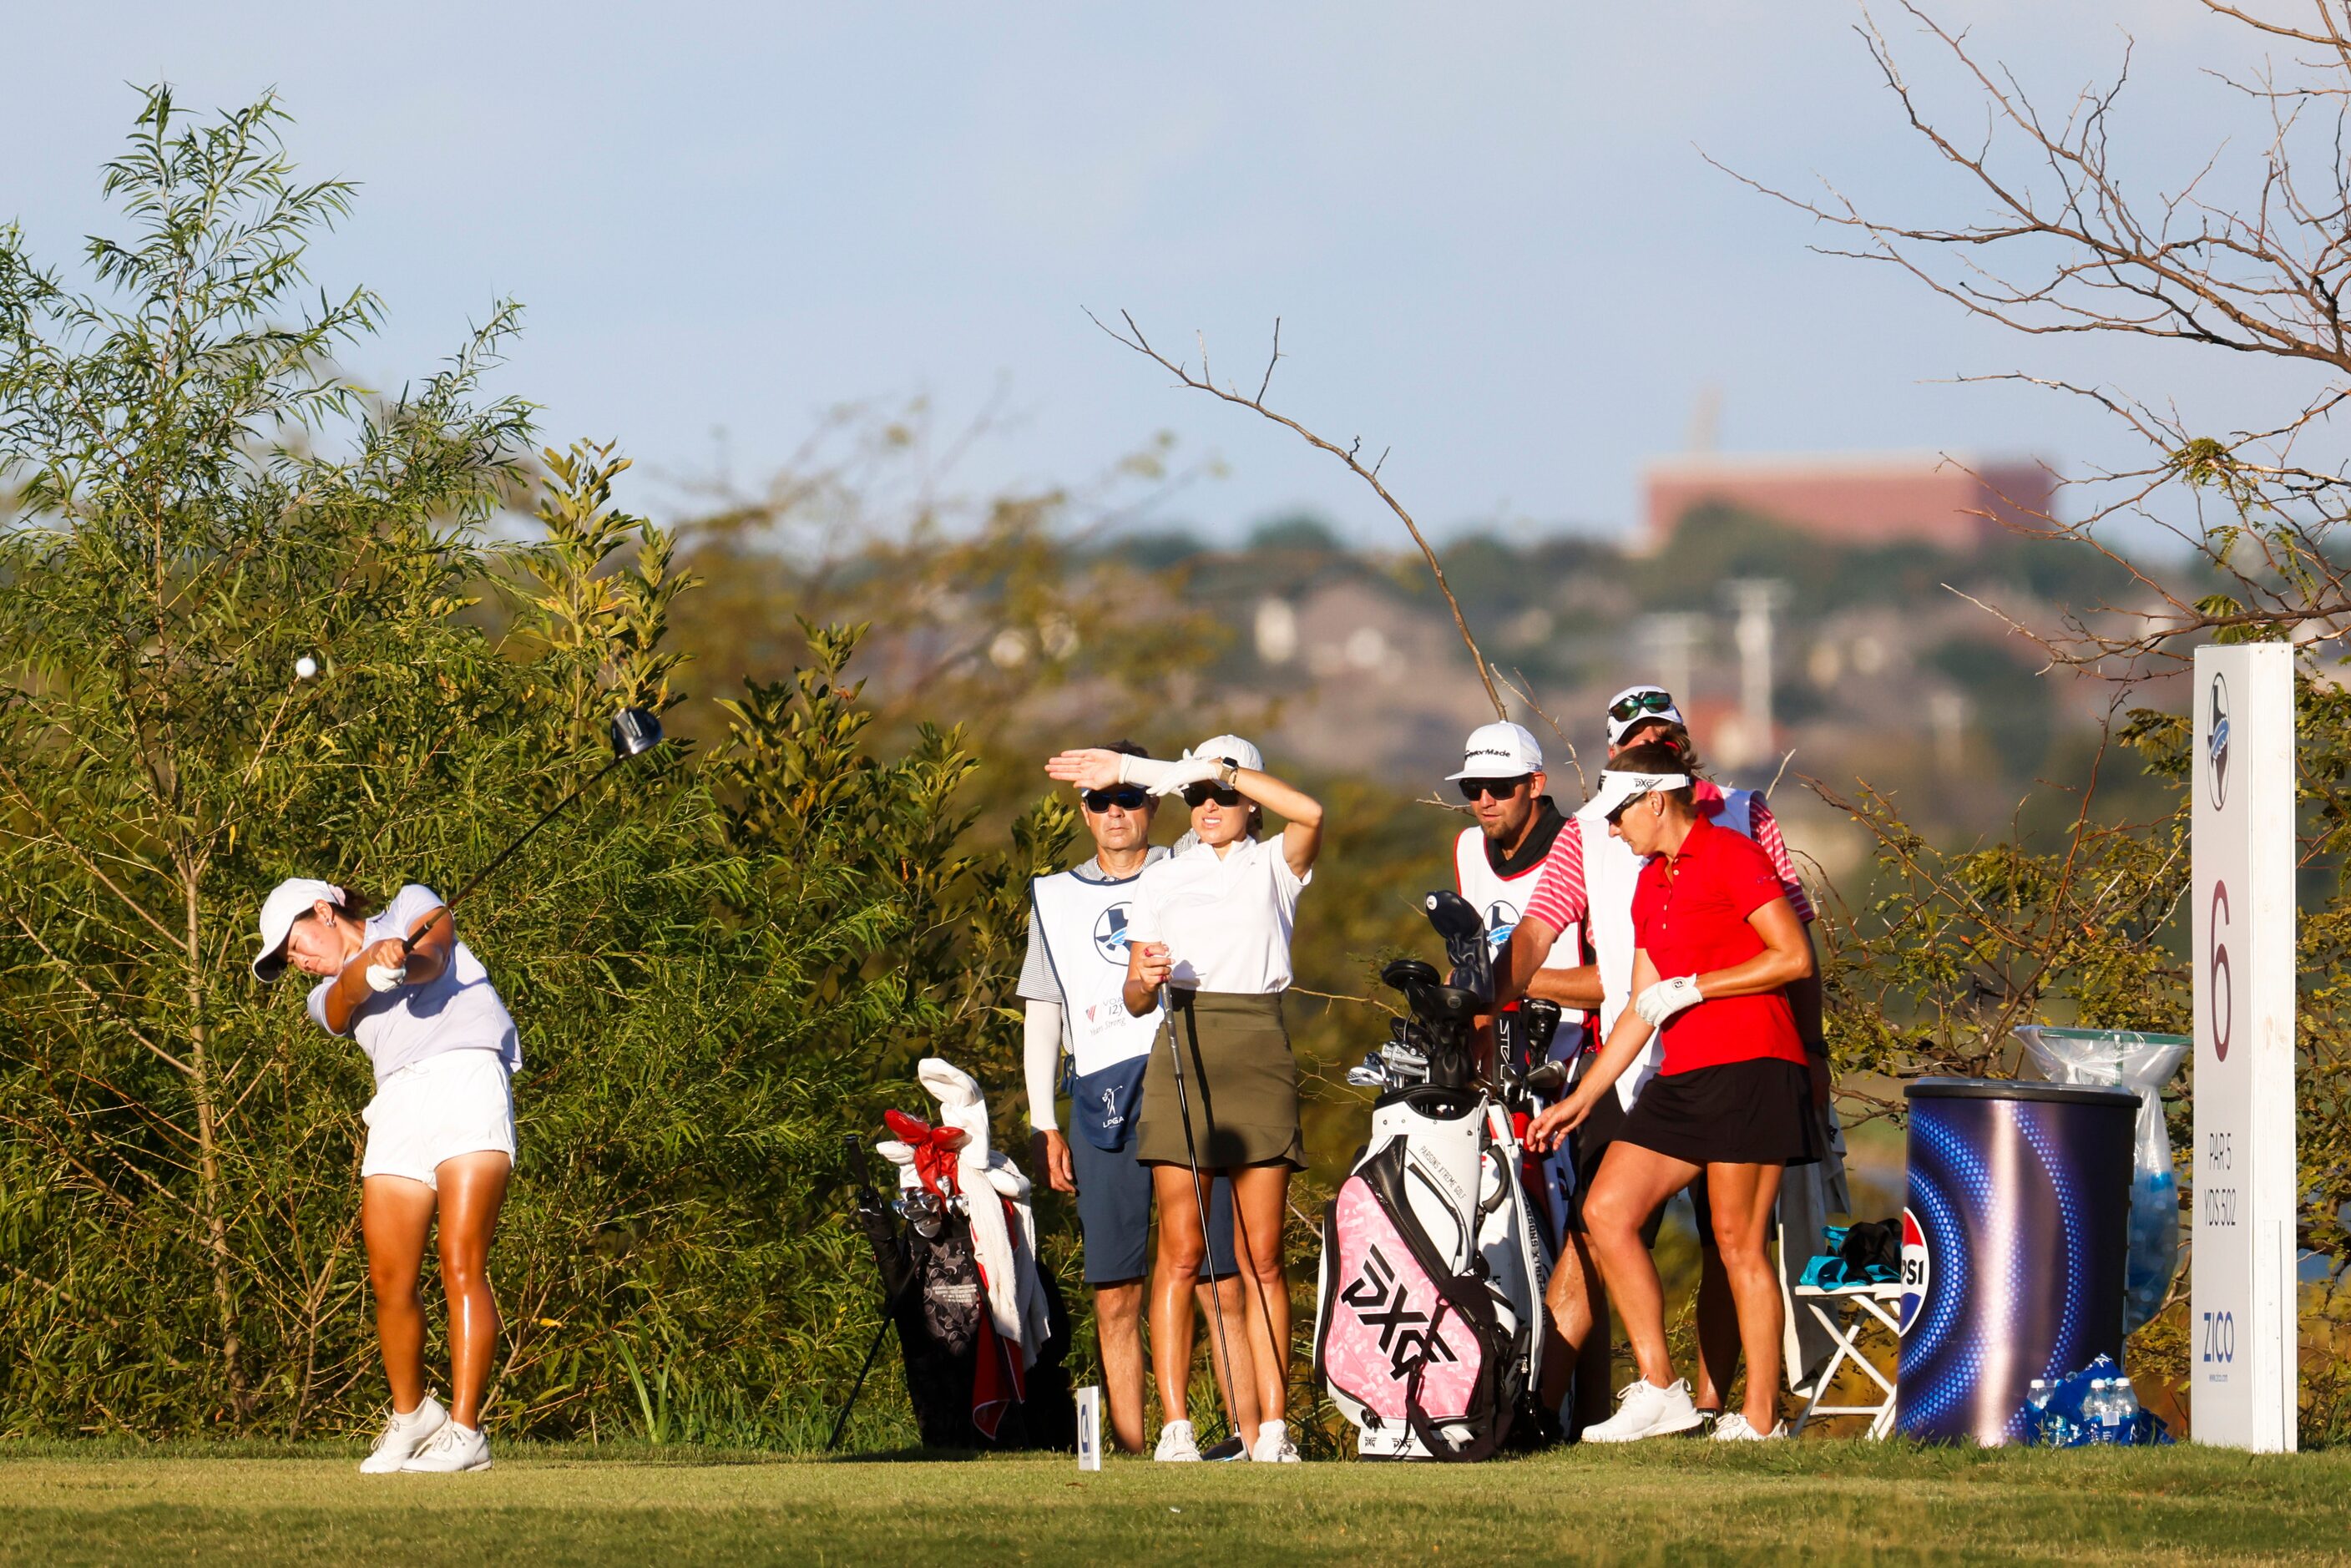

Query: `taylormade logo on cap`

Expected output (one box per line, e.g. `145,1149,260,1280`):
1445,721,1544,781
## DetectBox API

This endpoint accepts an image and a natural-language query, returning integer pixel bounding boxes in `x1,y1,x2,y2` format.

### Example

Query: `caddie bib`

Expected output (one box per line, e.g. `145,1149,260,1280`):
1030,865,1165,1149
1454,825,1581,970
1582,787,1759,1109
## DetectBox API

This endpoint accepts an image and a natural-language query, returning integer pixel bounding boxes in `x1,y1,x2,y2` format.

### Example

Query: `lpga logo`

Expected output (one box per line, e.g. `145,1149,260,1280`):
1092,903,1135,965
2207,672,2231,811
1897,1208,1931,1335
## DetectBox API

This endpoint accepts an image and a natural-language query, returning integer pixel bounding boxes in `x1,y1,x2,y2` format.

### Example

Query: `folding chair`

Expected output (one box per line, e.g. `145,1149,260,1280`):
1787,1279,1902,1439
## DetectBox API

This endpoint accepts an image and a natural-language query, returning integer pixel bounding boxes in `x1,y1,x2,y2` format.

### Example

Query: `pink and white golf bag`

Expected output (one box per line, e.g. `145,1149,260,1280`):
1314,893,1550,1460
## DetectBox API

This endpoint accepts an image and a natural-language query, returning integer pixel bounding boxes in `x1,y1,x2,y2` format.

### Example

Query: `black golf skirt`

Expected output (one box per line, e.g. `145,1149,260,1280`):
1618,1057,1820,1169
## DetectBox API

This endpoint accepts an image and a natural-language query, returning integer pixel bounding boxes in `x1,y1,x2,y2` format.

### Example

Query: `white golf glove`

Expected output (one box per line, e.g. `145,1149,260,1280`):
1633,975,1703,1029
365,963,408,994
1120,751,1225,797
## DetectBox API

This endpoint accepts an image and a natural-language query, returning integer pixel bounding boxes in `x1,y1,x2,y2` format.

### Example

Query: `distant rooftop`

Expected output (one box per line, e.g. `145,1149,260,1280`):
1641,451,2055,551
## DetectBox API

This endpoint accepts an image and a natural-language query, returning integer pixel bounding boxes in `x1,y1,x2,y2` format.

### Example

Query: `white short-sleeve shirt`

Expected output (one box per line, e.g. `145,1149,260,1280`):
1126,834,1311,994
307,883,522,1084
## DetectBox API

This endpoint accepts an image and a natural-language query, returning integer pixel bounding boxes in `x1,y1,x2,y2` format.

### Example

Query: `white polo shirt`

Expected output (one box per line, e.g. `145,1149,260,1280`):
1126,833,1311,994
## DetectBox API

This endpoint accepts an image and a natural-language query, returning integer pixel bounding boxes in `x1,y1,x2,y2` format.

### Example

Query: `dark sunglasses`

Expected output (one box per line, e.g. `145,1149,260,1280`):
1609,689,1676,724
1081,786,1150,812
1181,782,1243,809
1457,775,1533,802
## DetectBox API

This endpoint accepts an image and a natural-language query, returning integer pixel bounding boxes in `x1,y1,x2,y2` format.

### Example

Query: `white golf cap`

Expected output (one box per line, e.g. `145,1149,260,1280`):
1605,684,1686,746
252,877,345,981
1588,767,1691,822
1446,721,1545,781
1186,734,1264,773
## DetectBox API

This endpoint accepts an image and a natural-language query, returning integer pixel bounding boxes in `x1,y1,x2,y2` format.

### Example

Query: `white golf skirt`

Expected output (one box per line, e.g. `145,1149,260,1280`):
360,1049,515,1190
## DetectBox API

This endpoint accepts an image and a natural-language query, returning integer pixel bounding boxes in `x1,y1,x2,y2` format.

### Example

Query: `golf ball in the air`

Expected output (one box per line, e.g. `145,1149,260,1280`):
294,656,318,680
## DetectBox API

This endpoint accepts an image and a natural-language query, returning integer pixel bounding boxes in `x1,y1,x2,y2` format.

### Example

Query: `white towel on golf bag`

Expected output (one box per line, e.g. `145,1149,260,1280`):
872,1058,1050,1366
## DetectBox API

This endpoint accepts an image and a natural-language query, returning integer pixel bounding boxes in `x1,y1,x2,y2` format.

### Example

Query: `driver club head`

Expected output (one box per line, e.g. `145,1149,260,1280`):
609,706,665,760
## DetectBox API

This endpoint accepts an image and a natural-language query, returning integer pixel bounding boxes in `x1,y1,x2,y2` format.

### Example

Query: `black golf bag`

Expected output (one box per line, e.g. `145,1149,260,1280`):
1313,890,1554,1459
837,1057,1075,1452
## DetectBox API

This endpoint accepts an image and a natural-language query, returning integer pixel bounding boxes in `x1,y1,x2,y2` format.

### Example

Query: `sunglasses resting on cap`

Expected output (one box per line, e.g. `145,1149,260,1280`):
1608,689,1678,724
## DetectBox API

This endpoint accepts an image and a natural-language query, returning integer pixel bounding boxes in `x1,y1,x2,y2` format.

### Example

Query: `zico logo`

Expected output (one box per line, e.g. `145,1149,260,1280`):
1897,1208,1931,1335
1342,1244,1456,1378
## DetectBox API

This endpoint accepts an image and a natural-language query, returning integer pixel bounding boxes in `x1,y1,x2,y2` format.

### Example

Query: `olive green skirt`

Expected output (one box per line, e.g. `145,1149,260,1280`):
1136,989,1305,1171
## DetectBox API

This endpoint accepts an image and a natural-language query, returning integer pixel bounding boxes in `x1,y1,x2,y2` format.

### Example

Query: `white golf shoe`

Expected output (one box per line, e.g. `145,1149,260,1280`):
358,1393,449,1474
1249,1419,1301,1464
399,1419,493,1472
1711,1413,1788,1441
1153,1419,1201,1461
1581,1378,1703,1443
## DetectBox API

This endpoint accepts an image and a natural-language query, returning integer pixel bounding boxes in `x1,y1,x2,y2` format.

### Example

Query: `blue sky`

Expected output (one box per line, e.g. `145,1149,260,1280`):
7,2,2312,543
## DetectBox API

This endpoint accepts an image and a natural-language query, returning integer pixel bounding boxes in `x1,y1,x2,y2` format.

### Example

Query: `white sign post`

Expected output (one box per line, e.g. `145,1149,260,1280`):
2191,643,2298,1450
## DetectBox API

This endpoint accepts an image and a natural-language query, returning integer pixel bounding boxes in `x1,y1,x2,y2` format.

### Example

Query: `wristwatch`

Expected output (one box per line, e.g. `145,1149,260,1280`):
1216,759,1240,787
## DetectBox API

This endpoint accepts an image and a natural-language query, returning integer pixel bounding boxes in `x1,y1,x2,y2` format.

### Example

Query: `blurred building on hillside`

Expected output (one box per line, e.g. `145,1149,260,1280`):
1641,451,2054,551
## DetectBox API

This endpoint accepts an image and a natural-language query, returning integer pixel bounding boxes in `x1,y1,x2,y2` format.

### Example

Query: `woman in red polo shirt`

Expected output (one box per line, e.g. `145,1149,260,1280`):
1526,741,1818,1443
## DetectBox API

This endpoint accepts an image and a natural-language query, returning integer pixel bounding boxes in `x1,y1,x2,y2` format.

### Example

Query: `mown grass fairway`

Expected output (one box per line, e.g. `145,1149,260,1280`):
3,1442,2348,1565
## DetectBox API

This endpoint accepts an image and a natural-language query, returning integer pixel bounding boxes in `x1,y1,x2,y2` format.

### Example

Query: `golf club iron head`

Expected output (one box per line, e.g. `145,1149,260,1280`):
609,706,665,760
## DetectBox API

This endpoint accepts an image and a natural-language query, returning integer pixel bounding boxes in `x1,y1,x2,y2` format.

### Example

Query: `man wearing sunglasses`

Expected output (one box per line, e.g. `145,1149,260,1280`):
1019,741,1254,1456
1443,721,1606,1435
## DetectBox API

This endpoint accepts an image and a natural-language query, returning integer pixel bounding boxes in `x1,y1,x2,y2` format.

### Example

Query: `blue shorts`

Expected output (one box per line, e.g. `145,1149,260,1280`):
1068,1130,1240,1286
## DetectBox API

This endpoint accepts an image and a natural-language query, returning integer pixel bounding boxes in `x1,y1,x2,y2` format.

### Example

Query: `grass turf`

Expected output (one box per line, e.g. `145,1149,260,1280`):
3,1441,2348,1565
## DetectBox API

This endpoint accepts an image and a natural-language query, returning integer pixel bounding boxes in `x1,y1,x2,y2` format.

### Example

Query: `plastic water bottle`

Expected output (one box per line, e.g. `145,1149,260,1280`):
2110,1377,2141,1444
2025,1378,2054,1444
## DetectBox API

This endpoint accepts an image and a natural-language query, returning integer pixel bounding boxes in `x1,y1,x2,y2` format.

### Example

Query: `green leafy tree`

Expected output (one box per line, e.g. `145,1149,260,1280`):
0,89,1068,1444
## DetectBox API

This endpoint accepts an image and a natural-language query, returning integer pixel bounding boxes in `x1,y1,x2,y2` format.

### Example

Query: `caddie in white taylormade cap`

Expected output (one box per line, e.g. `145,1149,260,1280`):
252,878,348,981
1445,721,1544,782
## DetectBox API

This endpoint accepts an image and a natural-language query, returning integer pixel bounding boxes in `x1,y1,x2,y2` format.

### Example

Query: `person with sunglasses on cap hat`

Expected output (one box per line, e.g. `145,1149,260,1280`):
1019,740,1261,1459
1493,685,1827,1435
1522,741,1820,1442
1044,734,1323,1464
250,877,520,1474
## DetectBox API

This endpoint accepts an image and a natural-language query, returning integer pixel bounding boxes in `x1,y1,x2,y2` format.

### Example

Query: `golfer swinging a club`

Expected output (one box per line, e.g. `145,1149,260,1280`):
253,878,520,1473
1044,735,1322,1464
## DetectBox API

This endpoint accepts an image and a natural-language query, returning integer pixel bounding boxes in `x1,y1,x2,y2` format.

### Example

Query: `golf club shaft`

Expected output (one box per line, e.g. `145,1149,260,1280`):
1160,980,1244,1433
401,752,629,957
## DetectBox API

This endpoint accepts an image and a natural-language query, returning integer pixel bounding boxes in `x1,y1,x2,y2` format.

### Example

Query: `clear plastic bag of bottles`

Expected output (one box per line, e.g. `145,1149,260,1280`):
2014,1026,2189,1333
2022,1354,2172,1446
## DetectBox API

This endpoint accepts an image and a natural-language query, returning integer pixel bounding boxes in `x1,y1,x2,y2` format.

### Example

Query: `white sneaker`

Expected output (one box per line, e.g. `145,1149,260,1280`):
1582,1378,1703,1444
1712,1413,1788,1441
1153,1419,1201,1461
1249,1419,1301,1464
398,1419,492,1472
358,1393,448,1474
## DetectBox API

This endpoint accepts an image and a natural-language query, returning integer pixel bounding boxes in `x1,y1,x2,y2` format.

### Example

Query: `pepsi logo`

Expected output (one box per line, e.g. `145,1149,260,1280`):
1897,1207,1930,1335
1092,903,1136,964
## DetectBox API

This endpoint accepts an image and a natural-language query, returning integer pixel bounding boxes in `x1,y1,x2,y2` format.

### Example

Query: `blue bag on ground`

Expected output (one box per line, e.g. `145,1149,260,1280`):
2023,1354,2173,1446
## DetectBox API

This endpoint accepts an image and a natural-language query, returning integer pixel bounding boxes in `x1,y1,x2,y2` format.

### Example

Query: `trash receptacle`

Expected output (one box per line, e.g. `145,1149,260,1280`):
1896,1077,2137,1444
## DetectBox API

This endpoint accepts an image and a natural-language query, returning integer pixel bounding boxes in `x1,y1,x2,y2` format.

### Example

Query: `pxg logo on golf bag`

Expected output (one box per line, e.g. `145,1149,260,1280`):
1341,1243,1458,1378
1897,1208,1931,1335
1091,902,1136,965
2207,671,2232,811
